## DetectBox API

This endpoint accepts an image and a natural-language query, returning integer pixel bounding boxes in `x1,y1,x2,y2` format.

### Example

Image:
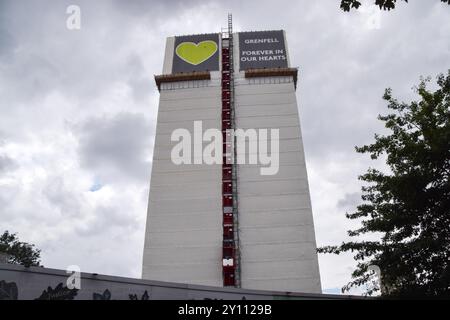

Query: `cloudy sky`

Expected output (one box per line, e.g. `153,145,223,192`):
0,0,449,294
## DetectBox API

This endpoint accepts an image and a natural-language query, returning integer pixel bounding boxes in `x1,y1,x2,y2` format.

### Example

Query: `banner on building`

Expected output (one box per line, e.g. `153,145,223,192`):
172,34,220,73
238,30,288,70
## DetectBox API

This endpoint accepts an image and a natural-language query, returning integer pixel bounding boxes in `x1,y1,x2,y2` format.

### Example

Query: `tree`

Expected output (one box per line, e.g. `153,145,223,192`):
340,0,450,11
0,231,42,267
318,71,450,297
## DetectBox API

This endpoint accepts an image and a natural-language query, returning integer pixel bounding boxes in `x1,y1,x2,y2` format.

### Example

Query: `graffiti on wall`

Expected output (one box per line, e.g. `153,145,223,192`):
129,290,150,300
0,280,18,300
0,278,156,301
93,289,111,300
35,282,79,300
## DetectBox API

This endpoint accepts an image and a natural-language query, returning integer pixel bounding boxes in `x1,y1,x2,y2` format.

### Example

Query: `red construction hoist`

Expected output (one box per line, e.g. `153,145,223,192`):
221,14,240,287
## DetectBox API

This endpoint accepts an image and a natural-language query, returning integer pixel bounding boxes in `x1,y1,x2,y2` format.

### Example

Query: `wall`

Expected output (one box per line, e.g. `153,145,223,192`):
0,264,350,300
142,74,224,287
233,32,322,293
142,31,322,293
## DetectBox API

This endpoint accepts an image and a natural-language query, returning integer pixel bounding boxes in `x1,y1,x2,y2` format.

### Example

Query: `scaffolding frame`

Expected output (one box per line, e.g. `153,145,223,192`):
221,13,241,288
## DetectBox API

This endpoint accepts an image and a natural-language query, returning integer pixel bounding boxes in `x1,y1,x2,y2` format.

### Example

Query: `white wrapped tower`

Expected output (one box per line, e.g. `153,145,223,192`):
142,23,321,293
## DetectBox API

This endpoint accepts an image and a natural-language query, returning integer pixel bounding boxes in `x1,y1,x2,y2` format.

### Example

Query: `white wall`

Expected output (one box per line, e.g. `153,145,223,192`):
143,33,321,293
142,83,223,287
234,79,322,293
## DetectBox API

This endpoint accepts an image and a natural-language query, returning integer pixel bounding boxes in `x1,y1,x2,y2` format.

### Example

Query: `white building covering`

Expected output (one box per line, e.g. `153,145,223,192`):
142,30,321,293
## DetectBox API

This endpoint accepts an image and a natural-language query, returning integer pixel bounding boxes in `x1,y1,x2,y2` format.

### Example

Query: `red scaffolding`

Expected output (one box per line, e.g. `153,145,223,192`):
221,14,239,287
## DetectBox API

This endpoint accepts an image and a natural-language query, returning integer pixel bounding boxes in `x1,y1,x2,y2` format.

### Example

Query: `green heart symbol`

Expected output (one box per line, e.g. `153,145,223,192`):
175,40,218,66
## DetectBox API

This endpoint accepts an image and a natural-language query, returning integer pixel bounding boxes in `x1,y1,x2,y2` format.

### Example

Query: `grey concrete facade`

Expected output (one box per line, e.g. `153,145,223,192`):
142,31,321,293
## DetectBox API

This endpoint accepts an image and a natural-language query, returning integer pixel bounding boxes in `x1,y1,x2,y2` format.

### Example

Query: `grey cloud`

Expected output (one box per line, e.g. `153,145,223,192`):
42,176,82,218
0,0,157,112
126,54,154,103
75,112,154,183
1,54,62,103
110,0,203,18
74,204,140,238
0,154,16,173
337,192,362,210
0,26,16,59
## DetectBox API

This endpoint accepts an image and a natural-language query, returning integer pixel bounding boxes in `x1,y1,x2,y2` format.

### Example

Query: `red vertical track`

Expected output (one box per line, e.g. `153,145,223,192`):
221,35,236,287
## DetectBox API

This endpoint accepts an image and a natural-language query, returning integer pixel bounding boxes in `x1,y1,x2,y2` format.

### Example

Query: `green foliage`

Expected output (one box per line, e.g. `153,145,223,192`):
318,71,450,297
340,0,450,11
0,230,41,267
